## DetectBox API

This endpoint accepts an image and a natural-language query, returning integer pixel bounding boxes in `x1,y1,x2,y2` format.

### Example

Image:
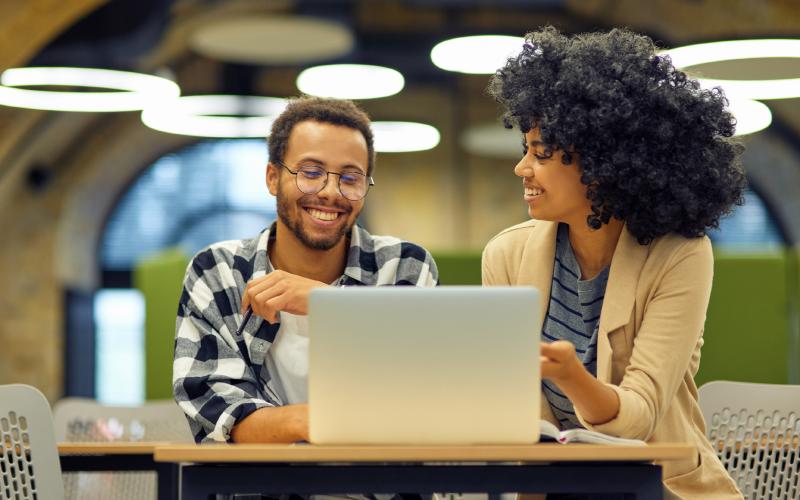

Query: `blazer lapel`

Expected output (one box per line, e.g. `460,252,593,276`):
596,226,649,382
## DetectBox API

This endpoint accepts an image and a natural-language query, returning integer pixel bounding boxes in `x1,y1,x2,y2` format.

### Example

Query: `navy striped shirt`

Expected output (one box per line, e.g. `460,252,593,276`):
542,223,609,429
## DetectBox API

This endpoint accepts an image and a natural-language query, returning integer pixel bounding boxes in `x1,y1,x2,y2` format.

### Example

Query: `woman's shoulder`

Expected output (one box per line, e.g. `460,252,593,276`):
483,219,539,261
648,232,713,261
482,220,542,285
485,219,539,249
641,232,714,282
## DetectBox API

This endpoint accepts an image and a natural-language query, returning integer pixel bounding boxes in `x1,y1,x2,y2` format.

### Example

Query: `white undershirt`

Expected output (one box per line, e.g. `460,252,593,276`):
264,258,341,405
265,310,310,404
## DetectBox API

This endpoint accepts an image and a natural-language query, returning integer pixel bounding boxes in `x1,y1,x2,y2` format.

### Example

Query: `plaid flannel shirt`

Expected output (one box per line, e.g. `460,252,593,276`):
173,223,439,443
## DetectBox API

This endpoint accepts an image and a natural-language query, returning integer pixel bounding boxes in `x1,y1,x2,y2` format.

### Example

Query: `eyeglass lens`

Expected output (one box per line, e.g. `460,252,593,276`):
295,166,369,201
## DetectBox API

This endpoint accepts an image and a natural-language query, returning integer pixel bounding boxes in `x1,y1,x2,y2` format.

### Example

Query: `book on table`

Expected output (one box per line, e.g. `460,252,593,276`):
540,420,646,445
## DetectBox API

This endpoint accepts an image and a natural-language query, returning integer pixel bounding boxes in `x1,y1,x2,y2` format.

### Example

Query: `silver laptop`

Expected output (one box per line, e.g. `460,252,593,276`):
308,286,541,445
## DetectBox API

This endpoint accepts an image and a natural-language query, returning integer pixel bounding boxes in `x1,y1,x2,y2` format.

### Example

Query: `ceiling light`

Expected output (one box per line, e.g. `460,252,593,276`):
431,35,524,74
661,39,800,100
727,98,772,136
189,15,354,65
296,64,404,100
372,122,440,153
141,95,287,138
0,67,180,112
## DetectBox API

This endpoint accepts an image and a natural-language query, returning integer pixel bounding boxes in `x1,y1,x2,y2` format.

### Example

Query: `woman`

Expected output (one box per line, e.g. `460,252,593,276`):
483,27,745,498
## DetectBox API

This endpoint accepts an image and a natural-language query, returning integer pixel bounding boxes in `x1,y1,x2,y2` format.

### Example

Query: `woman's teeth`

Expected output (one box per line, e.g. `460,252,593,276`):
308,208,339,221
525,187,543,196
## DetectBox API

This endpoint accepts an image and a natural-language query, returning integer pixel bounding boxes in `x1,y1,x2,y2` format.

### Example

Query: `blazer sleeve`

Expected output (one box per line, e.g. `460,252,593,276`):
482,238,511,286
577,237,713,440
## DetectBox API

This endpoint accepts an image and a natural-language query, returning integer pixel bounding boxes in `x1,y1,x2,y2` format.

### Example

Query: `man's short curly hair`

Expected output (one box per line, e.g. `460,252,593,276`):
269,96,375,176
488,26,747,244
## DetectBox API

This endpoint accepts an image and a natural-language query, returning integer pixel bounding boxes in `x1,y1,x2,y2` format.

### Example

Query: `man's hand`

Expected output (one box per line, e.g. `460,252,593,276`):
540,340,585,385
241,270,328,323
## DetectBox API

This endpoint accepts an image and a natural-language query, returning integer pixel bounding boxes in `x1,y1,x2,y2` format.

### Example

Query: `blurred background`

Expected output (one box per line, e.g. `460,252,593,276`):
0,0,798,406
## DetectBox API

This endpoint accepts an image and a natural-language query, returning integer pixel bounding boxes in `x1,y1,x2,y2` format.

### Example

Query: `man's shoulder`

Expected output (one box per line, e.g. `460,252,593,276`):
351,226,437,285
187,231,266,278
355,226,433,263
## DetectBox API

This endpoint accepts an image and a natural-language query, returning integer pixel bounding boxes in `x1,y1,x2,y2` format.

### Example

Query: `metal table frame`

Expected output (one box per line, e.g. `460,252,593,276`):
60,453,179,500
178,462,663,500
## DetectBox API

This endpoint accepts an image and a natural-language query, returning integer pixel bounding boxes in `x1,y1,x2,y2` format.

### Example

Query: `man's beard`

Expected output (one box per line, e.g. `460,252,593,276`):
276,188,355,251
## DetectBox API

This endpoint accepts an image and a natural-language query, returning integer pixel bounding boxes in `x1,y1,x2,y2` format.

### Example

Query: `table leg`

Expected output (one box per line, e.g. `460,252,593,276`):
156,461,180,500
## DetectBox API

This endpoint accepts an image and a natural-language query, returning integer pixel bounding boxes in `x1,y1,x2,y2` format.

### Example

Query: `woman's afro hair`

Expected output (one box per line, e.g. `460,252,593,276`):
489,26,747,245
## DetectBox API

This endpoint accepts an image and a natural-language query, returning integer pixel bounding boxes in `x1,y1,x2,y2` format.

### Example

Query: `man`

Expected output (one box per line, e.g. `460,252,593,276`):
173,97,438,443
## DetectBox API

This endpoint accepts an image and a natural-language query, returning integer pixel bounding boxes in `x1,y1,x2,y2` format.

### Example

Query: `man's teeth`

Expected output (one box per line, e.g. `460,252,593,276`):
308,208,339,221
525,187,544,196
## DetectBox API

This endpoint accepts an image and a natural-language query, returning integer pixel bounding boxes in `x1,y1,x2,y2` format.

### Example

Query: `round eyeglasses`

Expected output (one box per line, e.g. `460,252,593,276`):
277,161,374,201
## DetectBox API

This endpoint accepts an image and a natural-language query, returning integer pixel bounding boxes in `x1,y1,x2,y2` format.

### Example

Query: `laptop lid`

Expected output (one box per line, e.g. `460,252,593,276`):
308,286,540,445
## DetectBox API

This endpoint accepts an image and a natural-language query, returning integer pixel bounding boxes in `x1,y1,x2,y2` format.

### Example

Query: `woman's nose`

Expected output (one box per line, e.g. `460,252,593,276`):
514,158,533,178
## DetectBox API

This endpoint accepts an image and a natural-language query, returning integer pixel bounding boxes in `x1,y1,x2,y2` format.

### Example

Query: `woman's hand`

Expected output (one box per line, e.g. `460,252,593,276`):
540,340,620,426
541,340,585,384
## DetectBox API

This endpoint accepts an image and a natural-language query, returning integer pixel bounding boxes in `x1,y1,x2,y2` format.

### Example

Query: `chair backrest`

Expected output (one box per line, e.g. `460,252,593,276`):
0,384,64,500
52,398,192,500
698,380,800,499
52,398,193,442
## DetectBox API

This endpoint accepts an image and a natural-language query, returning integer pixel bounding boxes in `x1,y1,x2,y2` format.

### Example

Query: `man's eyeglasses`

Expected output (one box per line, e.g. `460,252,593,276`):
276,161,374,201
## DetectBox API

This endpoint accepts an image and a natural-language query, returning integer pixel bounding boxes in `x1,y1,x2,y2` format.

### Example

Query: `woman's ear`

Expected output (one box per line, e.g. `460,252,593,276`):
266,162,279,196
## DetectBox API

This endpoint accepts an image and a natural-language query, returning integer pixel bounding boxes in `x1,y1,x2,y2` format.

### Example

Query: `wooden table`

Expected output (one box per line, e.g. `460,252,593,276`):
155,443,695,500
59,442,180,500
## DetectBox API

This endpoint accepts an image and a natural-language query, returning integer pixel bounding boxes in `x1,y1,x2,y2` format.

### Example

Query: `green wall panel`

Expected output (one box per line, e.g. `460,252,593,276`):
694,252,790,386
134,248,189,400
433,252,483,285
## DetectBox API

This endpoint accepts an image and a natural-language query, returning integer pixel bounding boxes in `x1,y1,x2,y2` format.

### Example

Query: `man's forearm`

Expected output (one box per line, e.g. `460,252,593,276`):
230,404,308,443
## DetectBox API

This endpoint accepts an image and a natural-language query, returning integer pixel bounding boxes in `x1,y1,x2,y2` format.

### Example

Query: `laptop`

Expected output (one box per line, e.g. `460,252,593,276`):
308,286,541,445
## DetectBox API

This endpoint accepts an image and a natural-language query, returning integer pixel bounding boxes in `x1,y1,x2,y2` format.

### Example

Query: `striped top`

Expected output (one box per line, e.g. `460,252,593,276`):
542,223,610,429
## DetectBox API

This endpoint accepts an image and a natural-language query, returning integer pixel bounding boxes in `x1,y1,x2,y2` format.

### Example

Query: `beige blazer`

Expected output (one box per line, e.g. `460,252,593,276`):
482,219,742,499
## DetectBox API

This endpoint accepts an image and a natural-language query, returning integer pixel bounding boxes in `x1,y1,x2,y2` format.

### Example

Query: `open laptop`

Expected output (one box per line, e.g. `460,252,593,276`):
308,286,541,445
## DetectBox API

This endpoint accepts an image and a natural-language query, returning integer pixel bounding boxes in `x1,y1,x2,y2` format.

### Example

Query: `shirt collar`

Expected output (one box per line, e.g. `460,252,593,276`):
260,221,373,285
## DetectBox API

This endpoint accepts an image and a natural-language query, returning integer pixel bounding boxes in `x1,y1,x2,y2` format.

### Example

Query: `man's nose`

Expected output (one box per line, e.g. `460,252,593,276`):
317,174,341,198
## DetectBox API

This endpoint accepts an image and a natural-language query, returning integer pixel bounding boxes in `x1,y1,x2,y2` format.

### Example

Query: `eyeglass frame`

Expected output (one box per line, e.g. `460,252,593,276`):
274,160,375,201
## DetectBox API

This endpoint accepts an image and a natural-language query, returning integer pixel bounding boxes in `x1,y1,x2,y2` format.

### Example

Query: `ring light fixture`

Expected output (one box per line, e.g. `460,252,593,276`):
662,39,800,100
0,67,180,112
371,121,440,152
296,64,404,100
431,35,524,74
141,95,287,138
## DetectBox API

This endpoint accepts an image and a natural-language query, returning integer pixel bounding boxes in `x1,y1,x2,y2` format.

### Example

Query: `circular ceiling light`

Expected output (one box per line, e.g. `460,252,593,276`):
0,67,180,112
372,122,440,153
661,39,800,100
189,15,354,64
431,35,524,74
460,122,521,159
141,95,287,138
727,98,772,136
296,64,404,100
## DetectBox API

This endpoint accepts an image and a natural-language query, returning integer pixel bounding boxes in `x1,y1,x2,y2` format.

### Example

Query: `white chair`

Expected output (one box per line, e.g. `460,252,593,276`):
0,384,64,500
698,380,800,499
52,398,192,500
